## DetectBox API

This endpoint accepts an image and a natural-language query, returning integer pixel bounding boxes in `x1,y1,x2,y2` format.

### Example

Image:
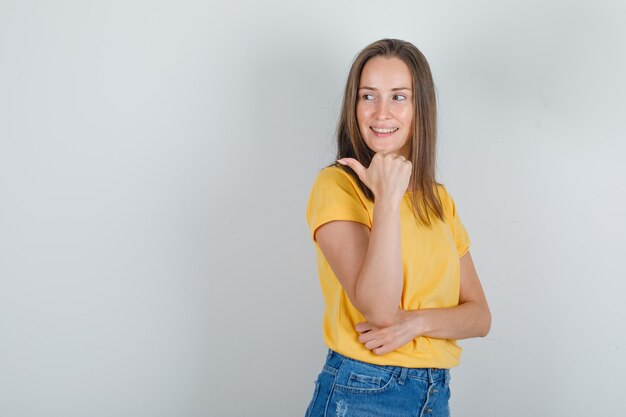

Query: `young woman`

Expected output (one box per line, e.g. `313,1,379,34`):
304,39,491,417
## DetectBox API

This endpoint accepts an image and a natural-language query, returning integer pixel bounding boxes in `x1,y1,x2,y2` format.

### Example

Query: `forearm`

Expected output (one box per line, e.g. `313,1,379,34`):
354,200,403,326
409,301,491,340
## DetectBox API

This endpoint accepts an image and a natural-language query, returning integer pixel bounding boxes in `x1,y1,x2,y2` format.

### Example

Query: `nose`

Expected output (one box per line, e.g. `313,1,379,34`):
374,99,392,120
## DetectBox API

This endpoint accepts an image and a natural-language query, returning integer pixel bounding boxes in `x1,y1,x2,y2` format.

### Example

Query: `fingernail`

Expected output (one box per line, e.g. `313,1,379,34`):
336,159,346,165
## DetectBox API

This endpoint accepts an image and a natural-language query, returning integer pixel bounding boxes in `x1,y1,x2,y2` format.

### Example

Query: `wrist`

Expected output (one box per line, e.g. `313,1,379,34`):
409,309,429,338
373,198,401,213
393,308,424,340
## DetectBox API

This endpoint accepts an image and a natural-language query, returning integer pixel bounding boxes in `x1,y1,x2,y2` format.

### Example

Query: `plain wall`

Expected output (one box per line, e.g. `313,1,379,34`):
1,1,625,416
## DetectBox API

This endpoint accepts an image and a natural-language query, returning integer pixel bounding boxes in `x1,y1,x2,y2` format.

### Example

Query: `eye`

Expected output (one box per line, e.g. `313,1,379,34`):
393,94,407,101
361,93,375,101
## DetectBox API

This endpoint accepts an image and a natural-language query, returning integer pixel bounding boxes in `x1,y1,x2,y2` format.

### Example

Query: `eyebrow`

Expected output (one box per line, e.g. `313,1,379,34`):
358,86,412,91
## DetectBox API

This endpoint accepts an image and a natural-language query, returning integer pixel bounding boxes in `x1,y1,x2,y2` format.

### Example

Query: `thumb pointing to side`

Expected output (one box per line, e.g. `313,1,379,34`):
337,158,368,184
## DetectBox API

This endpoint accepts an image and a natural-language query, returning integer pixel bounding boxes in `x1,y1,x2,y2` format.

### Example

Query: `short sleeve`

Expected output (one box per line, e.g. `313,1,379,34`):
445,188,471,257
306,167,371,242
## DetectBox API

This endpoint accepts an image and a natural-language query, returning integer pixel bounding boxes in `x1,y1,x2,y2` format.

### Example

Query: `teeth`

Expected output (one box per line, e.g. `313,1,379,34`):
372,127,398,134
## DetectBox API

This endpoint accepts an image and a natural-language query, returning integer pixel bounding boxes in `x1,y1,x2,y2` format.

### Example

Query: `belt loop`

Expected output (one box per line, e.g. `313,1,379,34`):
428,368,434,384
397,367,408,385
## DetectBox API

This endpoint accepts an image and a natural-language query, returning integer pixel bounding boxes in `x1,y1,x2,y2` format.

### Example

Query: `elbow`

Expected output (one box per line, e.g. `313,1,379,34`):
366,313,395,328
479,309,492,337
353,288,400,328
358,305,397,328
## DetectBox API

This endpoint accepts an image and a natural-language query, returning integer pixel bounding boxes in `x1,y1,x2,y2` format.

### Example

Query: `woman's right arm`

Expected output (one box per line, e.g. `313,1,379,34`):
314,153,411,327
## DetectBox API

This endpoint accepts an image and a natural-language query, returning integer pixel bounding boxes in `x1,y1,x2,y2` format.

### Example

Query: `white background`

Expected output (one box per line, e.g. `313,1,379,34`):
1,1,625,416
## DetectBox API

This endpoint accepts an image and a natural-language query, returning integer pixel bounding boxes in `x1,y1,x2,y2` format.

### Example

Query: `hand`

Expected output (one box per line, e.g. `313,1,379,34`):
337,153,412,203
355,308,423,355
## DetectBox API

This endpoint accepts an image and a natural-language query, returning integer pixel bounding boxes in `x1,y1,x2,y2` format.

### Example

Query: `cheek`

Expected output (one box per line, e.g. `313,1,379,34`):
398,107,413,125
356,106,369,124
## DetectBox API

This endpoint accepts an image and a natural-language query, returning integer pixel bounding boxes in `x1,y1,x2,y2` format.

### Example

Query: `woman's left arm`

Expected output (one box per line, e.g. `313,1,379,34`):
355,251,491,355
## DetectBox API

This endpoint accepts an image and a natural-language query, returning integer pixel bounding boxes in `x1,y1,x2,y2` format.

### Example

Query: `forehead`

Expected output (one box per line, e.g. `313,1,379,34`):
359,56,412,88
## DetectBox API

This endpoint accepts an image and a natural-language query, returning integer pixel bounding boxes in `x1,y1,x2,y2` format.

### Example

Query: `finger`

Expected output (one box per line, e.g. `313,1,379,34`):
358,331,378,343
365,340,383,350
355,322,373,333
373,345,391,355
337,158,367,183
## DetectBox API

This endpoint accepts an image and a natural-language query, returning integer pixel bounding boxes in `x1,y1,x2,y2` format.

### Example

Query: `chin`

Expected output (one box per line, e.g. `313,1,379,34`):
367,142,402,154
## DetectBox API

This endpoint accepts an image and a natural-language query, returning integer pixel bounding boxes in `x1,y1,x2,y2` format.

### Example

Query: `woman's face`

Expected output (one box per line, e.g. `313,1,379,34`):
356,56,414,159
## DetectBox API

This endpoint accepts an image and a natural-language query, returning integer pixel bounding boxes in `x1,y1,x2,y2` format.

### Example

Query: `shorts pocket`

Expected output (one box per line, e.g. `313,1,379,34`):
348,372,382,389
333,358,396,395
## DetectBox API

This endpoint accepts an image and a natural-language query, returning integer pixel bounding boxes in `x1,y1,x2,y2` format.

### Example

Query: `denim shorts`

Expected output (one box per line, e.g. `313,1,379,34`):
304,349,451,417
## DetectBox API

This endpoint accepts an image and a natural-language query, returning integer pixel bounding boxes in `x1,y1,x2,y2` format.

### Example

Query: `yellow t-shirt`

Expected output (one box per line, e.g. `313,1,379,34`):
306,166,471,369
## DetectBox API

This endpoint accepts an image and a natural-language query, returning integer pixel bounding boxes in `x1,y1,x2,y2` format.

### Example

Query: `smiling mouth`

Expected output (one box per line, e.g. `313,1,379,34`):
371,127,399,134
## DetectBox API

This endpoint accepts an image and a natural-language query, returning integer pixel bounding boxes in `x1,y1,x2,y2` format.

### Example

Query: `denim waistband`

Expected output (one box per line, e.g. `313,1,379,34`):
324,349,449,384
